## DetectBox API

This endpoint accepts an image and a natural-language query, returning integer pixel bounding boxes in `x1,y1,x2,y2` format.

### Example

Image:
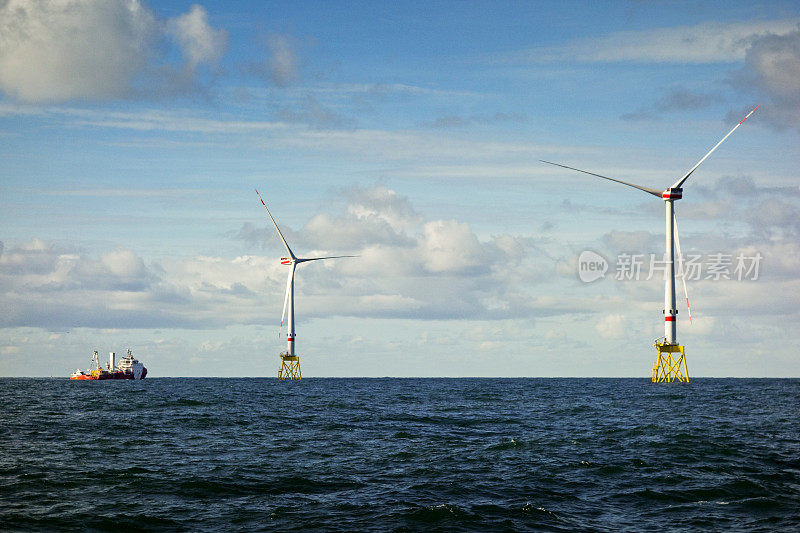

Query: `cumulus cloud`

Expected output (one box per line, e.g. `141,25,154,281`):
233,185,558,320
6,183,794,335
240,185,420,250
237,184,522,279
167,4,226,71
733,26,800,128
303,212,411,250
343,184,422,233
0,242,163,327
0,240,264,329
689,176,800,240
420,220,486,274
1,186,558,330
0,0,228,103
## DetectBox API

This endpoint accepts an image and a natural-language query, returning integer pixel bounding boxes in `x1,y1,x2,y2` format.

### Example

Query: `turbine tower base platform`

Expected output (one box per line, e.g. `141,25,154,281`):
652,341,689,383
278,354,301,380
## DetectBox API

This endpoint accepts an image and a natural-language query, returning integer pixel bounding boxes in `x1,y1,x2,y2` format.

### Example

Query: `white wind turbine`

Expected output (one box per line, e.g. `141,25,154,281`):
255,190,355,379
541,106,758,382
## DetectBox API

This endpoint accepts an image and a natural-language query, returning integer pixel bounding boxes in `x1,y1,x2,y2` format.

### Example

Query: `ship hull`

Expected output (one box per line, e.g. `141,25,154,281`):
69,369,147,380
98,371,133,380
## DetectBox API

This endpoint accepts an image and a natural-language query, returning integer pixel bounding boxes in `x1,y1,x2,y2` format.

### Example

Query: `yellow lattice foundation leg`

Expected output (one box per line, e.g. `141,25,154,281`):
652,341,689,382
278,354,301,380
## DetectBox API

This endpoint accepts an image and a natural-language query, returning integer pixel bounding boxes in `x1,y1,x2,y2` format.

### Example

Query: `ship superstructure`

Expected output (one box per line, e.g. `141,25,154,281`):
117,348,147,379
70,349,147,380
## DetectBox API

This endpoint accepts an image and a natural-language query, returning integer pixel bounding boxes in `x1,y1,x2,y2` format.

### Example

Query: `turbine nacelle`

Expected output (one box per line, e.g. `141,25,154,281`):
280,257,292,265
661,187,682,200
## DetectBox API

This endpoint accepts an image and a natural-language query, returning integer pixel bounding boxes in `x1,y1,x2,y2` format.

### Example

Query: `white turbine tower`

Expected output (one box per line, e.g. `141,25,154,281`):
256,190,355,380
542,105,758,382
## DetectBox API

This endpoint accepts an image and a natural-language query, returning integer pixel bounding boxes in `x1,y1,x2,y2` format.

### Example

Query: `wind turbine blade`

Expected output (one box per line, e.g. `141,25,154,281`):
280,264,295,332
671,105,759,189
673,212,693,325
540,160,662,197
297,255,358,263
255,189,295,259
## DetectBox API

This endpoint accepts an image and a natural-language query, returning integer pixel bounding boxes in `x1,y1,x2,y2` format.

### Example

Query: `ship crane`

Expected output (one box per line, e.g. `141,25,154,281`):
542,105,758,382
255,190,356,380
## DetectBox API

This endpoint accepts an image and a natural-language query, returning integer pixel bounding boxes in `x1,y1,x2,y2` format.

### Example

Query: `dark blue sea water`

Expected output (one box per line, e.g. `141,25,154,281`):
1,378,799,531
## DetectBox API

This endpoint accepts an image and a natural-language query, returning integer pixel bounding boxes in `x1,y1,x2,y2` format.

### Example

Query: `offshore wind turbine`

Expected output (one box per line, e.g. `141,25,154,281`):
542,105,758,382
255,190,355,380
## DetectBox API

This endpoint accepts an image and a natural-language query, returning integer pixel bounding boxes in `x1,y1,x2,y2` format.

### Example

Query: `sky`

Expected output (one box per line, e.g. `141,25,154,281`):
1,0,799,377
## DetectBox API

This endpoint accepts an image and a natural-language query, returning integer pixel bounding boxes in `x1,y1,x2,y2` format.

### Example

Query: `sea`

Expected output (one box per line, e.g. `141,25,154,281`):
1,378,799,531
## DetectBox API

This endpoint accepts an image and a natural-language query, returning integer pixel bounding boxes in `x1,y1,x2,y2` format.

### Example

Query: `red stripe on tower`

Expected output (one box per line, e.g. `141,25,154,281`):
740,105,759,124
665,316,675,322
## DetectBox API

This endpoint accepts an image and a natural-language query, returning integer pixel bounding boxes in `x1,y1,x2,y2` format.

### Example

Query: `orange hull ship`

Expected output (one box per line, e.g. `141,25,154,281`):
70,349,147,380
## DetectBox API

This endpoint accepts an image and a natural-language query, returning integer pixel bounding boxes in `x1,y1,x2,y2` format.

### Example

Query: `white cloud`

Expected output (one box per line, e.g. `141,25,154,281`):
681,176,800,243
0,0,227,103
0,0,156,102
0,186,558,331
241,185,420,251
344,185,422,233
621,89,724,121
100,249,147,279
242,33,302,88
743,29,800,99
167,4,227,70
602,230,659,255
735,27,800,128
267,34,298,87
0,103,586,178
420,220,485,274
595,314,625,339
2,178,796,374
747,198,800,239
276,94,352,128
498,19,800,64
